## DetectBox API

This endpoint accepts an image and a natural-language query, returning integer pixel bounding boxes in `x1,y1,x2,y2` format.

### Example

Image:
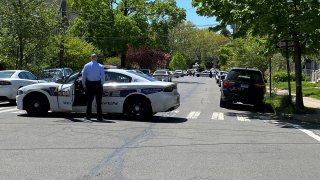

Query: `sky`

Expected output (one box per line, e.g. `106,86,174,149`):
176,0,218,28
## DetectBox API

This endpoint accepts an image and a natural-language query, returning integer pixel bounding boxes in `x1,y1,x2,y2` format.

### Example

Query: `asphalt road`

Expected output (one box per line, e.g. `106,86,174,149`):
1,76,320,180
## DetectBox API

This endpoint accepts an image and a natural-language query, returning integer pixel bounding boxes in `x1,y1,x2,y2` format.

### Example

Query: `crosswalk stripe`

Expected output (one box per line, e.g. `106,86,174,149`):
11,110,25,114
0,106,13,111
211,112,224,120
237,114,251,122
0,108,19,113
186,111,201,119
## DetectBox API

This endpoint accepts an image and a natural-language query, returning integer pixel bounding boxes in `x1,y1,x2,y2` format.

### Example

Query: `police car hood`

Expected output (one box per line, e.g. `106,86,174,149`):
19,82,60,91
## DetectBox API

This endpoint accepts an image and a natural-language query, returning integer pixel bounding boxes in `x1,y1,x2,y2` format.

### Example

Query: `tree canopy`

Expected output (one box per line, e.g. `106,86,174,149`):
217,37,268,73
69,0,186,68
0,0,60,70
169,21,230,69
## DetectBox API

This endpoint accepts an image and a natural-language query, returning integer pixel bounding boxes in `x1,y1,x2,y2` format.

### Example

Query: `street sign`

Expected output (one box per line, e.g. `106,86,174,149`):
276,40,294,48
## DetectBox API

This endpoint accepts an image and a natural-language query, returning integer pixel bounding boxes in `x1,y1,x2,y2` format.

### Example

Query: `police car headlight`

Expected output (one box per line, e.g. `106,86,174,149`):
17,90,24,95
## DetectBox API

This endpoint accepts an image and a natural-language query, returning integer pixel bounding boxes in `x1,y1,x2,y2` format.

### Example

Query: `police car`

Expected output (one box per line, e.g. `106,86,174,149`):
16,69,180,120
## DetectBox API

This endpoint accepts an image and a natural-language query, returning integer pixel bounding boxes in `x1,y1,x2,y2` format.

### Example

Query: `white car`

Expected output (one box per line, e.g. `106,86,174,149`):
173,70,184,78
0,70,45,103
152,69,172,82
16,69,180,120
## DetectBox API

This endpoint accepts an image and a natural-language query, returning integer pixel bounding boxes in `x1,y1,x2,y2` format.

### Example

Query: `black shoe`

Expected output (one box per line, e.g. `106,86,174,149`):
84,117,91,121
97,117,104,121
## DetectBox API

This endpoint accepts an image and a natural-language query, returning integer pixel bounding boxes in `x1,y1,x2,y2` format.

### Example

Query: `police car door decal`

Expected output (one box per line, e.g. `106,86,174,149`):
57,84,74,110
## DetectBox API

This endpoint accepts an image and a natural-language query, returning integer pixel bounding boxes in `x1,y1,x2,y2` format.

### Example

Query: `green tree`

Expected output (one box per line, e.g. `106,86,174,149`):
192,0,320,110
0,0,60,70
69,0,185,68
169,22,229,69
169,51,192,70
63,35,97,71
217,37,268,73
104,57,121,67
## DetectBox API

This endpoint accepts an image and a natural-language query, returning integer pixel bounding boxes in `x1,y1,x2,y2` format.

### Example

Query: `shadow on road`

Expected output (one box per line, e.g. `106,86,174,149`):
18,112,187,124
174,81,206,85
224,102,273,113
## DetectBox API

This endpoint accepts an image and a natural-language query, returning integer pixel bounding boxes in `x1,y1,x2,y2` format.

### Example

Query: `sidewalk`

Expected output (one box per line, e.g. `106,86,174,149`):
276,89,320,123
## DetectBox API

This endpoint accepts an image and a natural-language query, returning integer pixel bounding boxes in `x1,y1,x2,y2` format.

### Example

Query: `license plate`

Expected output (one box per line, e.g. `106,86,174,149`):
240,84,249,88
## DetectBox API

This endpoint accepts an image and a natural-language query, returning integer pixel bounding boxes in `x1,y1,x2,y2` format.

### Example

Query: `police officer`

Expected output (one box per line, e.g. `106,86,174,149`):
82,54,105,121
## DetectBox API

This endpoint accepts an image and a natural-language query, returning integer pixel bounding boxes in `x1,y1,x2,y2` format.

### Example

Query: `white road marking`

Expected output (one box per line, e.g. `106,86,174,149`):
237,114,251,122
0,108,19,113
289,123,320,142
11,110,25,114
211,112,224,120
0,106,13,111
186,111,201,119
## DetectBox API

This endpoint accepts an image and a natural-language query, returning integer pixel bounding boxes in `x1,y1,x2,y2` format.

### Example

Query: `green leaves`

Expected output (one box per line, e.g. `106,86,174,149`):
169,22,230,69
0,0,60,70
217,37,268,72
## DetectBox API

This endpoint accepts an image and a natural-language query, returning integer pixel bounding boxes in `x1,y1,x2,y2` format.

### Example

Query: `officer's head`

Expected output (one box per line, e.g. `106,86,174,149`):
91,54,97,61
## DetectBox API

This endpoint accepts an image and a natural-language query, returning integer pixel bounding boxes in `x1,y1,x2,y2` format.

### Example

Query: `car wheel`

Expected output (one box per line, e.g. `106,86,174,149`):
25,96,48,116
255,101,265,111
220,97,227,108
125,97,152,120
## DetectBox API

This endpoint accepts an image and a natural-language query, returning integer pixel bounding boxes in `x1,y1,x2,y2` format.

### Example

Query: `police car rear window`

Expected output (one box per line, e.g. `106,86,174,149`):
127,71,157,82
227,69,263,83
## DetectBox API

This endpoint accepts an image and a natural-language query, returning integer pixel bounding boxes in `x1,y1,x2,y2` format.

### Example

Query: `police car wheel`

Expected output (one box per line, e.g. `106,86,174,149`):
126,98,151,120
26,96,48,116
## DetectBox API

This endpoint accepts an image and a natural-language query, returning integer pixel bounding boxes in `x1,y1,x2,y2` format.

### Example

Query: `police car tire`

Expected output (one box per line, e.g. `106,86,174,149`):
26,96,48,116
126,97,152,120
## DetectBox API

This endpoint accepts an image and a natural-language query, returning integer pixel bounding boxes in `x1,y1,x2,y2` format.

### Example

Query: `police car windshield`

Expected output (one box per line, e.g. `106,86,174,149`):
127,70,157,82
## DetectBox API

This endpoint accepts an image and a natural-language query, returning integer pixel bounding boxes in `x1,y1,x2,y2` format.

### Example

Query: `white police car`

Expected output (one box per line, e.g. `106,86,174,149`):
16,69,180,120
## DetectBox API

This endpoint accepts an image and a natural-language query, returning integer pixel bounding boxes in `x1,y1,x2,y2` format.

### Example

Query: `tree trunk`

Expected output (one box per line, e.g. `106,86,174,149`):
18,37,23,69
120,0,129,69
293,40,304,111
121,53,126,68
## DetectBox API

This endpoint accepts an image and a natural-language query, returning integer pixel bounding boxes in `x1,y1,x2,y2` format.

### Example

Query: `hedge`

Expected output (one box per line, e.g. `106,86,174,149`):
273,71,305,82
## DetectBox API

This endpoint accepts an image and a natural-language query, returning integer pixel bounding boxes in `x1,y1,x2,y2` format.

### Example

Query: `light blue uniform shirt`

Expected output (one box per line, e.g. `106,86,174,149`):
82,60,105,87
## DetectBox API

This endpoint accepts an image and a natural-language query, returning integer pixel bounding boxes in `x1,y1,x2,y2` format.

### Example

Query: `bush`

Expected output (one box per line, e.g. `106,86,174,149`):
273,71,305,82
265,94,295,114
104,57,121,67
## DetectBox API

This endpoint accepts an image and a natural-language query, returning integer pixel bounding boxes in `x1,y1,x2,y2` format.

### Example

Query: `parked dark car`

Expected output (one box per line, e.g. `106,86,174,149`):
140,69,152,76
38,67,73,83
220,67,266,108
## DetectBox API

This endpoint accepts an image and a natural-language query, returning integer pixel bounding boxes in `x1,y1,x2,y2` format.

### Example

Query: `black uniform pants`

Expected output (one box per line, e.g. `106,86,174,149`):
86,80,103,119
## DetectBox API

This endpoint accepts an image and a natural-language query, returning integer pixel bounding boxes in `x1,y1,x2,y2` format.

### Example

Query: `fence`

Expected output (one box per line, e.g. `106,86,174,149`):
311,70,320,83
